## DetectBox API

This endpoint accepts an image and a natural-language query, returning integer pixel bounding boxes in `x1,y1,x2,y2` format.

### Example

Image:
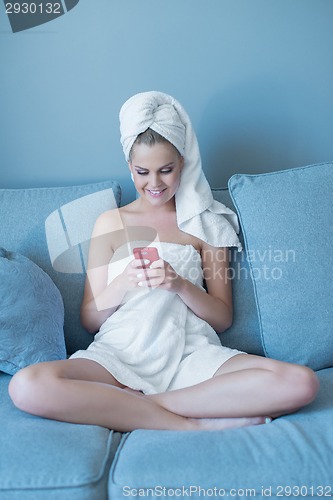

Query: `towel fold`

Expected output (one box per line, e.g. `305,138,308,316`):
119,91,242,251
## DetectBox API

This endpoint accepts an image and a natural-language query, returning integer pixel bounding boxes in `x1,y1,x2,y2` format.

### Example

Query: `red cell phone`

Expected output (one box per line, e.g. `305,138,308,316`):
133,247,160,268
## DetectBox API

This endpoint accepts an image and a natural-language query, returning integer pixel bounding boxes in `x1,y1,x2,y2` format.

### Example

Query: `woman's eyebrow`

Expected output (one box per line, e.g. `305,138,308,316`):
134,163,175,171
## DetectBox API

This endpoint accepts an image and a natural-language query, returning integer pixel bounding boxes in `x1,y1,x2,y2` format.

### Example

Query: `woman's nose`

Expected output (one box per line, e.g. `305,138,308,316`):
150,174,162,187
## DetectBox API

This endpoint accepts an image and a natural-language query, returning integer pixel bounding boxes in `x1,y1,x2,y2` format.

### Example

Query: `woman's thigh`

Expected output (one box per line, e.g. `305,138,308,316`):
213,353,290,377
27,358,126,388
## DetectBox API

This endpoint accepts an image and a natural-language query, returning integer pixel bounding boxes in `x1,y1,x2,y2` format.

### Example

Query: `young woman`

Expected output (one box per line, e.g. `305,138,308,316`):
8,92,319,431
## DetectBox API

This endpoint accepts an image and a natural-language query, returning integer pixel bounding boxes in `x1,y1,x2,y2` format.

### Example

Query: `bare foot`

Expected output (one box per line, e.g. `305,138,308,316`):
189,416,272,431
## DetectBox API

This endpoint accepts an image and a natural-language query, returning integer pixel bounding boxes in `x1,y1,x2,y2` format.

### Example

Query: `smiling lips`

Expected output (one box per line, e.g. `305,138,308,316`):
147,189,166,198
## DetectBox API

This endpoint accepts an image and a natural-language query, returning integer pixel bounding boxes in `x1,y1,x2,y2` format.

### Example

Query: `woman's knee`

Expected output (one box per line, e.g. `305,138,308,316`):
282,364,319,409
257,358,319,411
8,363,58,416
297,365,320,406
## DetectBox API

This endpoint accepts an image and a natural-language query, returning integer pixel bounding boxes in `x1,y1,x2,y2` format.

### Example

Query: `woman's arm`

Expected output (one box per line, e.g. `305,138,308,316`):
175,242,233,333
80,210,128,334
80,272,129,334
147,241,233,333
80,209,153,334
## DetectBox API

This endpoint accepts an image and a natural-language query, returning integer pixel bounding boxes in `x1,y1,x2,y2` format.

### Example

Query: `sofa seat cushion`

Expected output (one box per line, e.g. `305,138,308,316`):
0,373,121,500
228,162,333,370
0,180,121,355
109,369,333,498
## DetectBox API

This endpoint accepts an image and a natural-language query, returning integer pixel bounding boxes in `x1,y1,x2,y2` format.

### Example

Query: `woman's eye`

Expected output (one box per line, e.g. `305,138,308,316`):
136,169,172,175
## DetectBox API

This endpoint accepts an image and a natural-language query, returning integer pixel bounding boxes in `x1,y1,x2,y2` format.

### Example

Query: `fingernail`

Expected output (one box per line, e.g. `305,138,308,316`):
143,259,150,264
265,417,272,424
138,281,143,287
137,273,143,278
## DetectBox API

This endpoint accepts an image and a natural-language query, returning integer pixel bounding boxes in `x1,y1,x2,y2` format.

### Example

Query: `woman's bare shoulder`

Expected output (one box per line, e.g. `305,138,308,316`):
91,204,141,252
93,208,124,236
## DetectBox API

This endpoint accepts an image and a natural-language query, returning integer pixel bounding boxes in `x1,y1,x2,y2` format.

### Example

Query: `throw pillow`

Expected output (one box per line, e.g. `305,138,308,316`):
0,248,66,375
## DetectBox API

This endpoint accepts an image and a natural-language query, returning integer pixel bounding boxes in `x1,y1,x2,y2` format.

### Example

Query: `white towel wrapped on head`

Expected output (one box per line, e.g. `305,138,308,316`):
119,91,242,251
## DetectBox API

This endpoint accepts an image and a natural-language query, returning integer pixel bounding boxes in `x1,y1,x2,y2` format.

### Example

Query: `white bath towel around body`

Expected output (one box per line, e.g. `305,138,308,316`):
70,241,243,394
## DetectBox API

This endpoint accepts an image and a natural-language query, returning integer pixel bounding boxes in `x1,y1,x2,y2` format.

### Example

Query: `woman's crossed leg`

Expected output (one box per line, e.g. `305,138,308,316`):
8,355,319,432
148,354,319,428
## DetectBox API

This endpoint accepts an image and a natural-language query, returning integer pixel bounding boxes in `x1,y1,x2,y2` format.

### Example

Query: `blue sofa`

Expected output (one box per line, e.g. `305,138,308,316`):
0,163,332,499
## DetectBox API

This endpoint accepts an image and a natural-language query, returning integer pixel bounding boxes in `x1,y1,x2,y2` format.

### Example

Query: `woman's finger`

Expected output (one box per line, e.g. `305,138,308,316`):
138,276,164,288
149,258,164,269
131,258,150,268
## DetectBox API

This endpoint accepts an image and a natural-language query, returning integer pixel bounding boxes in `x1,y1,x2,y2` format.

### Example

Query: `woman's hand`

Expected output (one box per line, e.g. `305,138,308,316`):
123,258,183,293
120,258,150,290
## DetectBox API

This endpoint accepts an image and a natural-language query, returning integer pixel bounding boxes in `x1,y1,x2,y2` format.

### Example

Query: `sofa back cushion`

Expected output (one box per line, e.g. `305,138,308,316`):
212,188,264,356
228,162,333,370
0,181,121,355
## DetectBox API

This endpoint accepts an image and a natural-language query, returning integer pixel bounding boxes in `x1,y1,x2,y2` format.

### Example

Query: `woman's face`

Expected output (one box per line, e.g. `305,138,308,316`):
129,141,184,207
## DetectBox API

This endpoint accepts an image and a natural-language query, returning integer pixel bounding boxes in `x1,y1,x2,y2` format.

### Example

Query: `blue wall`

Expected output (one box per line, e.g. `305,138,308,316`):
1,0,333,205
